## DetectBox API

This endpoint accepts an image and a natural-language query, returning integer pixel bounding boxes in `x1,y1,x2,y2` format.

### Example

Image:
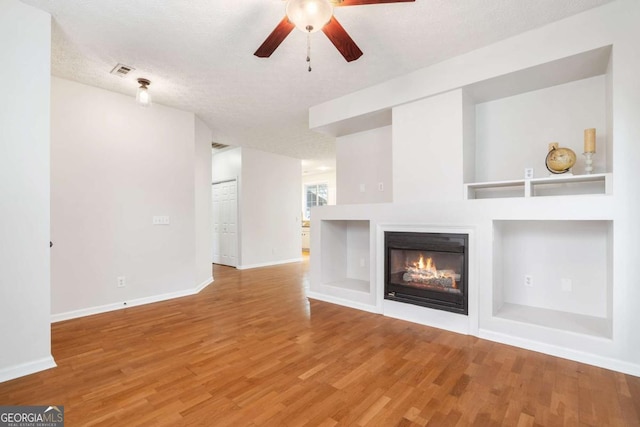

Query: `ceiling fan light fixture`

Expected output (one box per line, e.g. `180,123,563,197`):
286,0,333,33
136,78,152,107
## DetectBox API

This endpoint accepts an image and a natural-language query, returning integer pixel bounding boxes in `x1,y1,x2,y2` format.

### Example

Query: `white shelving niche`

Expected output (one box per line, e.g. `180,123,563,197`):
308,219,376,311
463,45,613,199
465,173,612,199
492,220,613,340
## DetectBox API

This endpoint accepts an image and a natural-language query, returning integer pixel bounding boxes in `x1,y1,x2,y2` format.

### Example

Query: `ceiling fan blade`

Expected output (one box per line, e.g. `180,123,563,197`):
322,17,363,62
335,0,415,6
254,16,295,58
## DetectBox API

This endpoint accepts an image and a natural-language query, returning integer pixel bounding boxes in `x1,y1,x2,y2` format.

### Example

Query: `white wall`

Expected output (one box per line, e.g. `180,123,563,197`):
240,148,301,268
462,90,476,184
51,77,211,318
212,147,302,269
608,0,640,367
212,147,241,183
194,117,213,286
392,91,464,203
0,0,54,382
336,126,392,204
475,75,607,181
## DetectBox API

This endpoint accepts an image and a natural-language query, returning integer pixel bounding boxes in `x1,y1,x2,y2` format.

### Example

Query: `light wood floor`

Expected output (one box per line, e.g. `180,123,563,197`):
1,257,639,426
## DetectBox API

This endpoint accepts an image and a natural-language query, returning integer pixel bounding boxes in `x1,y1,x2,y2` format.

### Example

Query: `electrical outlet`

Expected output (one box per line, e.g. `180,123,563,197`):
117,276,126,288
524,275,533,287
561,278,572,292
524,168,534,179
378,182,384,192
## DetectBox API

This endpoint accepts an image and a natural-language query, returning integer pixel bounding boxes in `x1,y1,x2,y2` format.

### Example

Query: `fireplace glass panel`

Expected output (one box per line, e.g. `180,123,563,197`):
384,232,468,315
388,249,464,295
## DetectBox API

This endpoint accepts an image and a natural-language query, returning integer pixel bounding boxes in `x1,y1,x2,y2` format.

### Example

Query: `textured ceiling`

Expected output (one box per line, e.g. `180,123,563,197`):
22,0,614,163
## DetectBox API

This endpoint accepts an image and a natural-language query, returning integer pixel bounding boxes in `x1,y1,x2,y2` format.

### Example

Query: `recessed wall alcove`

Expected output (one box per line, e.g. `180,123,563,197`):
463,45,613,196
320,220,370,291
307,219,376,311
492,220,613,339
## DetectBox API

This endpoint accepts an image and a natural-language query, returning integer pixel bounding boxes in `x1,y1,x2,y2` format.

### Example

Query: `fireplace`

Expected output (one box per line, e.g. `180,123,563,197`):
384,232,468,315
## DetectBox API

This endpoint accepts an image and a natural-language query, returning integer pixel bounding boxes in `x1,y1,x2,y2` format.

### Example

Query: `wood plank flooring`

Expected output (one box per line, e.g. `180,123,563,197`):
1,257,639,426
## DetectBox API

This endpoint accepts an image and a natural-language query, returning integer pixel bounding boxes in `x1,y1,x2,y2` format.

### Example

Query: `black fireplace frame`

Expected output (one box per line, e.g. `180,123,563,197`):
384,231,469,315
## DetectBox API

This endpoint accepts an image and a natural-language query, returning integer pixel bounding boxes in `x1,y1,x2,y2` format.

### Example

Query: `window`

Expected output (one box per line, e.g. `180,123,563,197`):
305,183,328,219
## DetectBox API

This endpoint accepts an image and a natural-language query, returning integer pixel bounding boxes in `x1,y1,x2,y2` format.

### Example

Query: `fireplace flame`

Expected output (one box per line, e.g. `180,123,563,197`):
409,254,457,289
415,254,436,272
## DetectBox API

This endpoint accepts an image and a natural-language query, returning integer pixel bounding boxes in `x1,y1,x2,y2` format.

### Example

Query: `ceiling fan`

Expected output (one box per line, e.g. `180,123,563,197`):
254,0,415,66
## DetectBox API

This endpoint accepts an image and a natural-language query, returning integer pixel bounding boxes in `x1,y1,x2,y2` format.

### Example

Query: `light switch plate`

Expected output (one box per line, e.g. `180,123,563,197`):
153,216,170,225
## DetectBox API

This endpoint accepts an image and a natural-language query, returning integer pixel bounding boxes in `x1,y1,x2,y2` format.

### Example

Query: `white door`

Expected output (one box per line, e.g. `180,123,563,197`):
212,180,238,267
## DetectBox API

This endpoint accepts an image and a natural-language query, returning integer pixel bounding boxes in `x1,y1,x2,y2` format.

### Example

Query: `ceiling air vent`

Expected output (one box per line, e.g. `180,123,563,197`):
212,142,229,150
110,63,135,78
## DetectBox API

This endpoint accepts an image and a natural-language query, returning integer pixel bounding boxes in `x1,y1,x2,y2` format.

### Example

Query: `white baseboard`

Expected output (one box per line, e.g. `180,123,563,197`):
51,277,214,323
237,258,302,270
306,291,380,314
195,276,214,293
479,329,640,378
0,355,57,384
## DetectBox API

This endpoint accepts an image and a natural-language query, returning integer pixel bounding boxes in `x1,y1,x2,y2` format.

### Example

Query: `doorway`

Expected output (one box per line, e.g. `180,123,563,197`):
212,180,238,267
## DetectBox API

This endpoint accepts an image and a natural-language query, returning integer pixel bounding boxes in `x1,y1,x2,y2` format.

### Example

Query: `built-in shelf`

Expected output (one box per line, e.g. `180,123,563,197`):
320,220,371,294
325,278,370,294
495,303,611,339
307,217,377,311
492,220,613,340
465,173,611,199
465,46,613,189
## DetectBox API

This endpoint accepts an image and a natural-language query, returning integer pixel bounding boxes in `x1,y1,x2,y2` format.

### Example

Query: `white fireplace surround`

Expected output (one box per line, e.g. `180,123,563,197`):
377,224,476,336
309,206,619,372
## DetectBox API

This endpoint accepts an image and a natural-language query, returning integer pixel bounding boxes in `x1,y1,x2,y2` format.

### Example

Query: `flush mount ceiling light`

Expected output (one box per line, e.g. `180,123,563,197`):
136,78,151,107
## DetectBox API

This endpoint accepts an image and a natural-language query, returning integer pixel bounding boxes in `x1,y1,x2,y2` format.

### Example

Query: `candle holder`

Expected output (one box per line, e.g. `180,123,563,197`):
583,152,594,174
